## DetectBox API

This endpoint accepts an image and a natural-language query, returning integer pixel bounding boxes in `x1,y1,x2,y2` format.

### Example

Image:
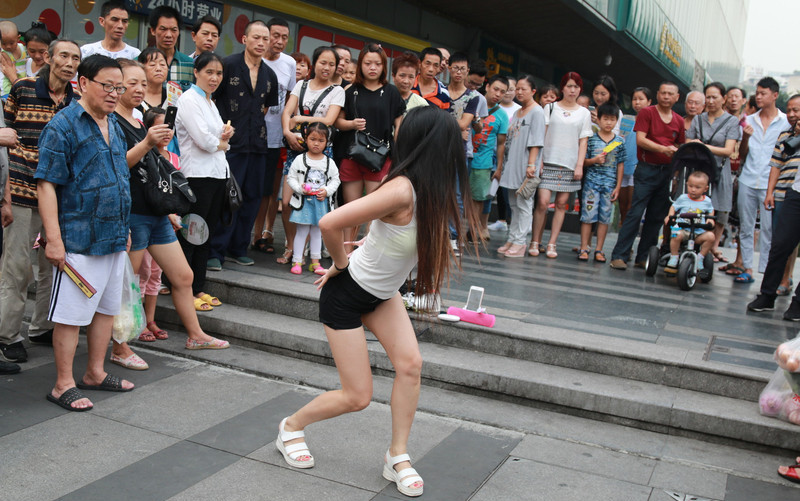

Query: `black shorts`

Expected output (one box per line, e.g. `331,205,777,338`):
319,268,385,330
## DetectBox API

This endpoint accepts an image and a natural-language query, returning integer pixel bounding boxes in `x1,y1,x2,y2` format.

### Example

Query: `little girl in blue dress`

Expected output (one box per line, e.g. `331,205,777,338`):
286,123,340,275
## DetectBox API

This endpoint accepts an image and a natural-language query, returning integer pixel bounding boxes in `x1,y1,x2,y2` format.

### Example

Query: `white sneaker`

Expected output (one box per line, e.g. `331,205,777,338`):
450,239,461,257
487,220,508,231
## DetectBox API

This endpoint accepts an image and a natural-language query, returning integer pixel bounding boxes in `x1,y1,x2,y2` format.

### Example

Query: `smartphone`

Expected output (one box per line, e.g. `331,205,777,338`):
164,105,178,129
465,286,484,312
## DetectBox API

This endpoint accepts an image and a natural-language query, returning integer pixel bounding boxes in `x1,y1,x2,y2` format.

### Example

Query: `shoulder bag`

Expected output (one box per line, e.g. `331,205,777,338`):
283,81,335,148
221,164,243,226
346,88,390,172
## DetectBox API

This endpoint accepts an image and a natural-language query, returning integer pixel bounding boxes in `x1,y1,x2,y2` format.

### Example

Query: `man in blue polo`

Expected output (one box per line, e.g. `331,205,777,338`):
36,54,135,411
207,20,279,270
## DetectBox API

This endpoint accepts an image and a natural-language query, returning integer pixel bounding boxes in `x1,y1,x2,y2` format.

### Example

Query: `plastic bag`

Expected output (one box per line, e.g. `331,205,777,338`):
775,336,800,372
111,258,146,344
758,368,800,424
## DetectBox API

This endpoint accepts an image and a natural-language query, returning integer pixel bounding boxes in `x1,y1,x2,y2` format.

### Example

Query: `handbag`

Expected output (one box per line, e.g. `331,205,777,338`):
221,164,243,226
516,176,540,199
118,117,196,216
346,88,390,172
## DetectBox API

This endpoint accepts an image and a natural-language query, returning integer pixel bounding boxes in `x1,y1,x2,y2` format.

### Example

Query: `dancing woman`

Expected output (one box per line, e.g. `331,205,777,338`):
275,105,475,497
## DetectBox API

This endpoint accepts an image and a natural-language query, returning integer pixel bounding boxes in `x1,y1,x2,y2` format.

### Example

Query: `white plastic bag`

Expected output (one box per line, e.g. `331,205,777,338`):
111,259,146,343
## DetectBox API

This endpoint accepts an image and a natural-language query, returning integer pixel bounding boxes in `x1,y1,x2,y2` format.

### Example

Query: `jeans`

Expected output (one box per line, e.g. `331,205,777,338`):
611,162,672,263
210,152,271,261
0,205,54,344
760,188,800,299
737,182,772,272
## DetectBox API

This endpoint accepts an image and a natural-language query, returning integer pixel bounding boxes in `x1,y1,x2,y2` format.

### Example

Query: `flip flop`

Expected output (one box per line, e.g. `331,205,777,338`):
137,330,156,342
76,373,133,392
197,293,222,307
194,297,213,311
46,387,93,412
251,238,275,254
734,272,754,284
724,265,745,275
778,461,800,484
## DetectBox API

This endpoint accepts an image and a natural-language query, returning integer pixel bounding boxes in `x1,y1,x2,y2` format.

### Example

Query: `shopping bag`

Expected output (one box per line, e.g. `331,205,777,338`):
111,258,146,344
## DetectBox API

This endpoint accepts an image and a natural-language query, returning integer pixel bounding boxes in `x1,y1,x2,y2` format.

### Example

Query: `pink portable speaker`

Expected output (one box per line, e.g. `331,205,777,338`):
447,307,495,328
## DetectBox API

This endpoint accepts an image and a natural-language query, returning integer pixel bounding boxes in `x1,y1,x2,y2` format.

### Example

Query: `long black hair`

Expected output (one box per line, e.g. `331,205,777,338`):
383,106,477,295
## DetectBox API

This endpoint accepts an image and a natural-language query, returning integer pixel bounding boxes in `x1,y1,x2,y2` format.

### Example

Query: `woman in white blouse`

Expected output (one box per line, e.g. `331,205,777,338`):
175,52,234,313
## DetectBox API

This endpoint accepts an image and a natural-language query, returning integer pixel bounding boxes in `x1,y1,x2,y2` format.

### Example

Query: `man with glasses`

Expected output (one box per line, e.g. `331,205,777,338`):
0,40,79,365
148,5,194,91
411,47,450,110
36,54,135,411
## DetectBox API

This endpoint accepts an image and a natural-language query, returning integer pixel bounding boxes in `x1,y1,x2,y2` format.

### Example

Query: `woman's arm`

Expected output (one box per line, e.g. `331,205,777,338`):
703,138,736,158
393,114,403,141
299,104,343,127
125,124,172,168
574,136,588,180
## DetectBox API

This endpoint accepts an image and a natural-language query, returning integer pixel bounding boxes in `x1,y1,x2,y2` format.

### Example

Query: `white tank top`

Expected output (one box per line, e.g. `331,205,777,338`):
348,188,417,300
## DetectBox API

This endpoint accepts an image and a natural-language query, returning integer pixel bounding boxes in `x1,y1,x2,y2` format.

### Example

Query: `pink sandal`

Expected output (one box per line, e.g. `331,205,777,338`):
290,262,302,275
185,337,230,350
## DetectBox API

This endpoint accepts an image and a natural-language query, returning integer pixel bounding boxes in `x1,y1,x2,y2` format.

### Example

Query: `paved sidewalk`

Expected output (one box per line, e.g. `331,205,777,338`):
2,341,799,501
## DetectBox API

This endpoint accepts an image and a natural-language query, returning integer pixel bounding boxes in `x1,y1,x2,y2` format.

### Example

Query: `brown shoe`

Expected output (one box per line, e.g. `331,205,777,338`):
634,261,647,269
609,259,627,270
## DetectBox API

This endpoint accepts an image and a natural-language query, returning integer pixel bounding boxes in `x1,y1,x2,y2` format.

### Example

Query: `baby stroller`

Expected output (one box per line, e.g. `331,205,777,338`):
644,142,719,290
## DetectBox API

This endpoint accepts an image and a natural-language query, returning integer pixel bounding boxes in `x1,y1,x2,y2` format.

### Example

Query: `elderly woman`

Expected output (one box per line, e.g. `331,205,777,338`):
138,47,168,111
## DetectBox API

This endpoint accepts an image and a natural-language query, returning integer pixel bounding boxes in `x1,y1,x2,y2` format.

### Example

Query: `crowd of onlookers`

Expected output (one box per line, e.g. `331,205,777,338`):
0,1,799,413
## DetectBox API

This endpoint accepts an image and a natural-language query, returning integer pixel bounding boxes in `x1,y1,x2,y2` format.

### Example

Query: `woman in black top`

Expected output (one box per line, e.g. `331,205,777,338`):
335,43,405,246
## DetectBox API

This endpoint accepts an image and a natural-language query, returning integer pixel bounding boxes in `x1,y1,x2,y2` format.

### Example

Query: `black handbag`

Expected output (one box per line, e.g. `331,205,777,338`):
346,89,390,172
221,165,243,226
139,150,197,216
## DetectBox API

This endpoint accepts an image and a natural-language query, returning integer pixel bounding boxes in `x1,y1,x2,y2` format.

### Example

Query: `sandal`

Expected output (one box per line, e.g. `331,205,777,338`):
594,250,607,263
276,417,315,468
309,263,326,275
383,449,424,497
185,337,229,350
138,330,156,342
109,352,149,370
197,293,222,307
146,321,169,340
277,248,293,265
76,373,133,392
577,249,589,261
504,244,526,258
251,237,275,254
778,457,800,484
724,265,745,275
290,262,302,274
734,272,754,284
193,297,213,311
46,387,93,412
546,244,557,259
158,286,171,295
528,242,540,257
497,242,512,254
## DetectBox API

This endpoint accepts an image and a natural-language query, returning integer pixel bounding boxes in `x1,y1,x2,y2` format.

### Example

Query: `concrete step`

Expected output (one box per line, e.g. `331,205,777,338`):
153,299,800,451
193,269,770,402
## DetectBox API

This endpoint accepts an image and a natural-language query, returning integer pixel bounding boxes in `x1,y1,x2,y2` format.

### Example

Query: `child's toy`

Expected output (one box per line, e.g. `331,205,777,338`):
644,142,719,291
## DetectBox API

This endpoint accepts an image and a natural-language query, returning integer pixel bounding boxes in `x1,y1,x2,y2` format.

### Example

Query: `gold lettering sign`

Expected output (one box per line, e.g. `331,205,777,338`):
659,21,682,68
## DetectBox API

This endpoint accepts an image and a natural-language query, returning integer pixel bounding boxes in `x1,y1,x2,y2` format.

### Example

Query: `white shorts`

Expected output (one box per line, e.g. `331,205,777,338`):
48,251,127,326
621,174,635,188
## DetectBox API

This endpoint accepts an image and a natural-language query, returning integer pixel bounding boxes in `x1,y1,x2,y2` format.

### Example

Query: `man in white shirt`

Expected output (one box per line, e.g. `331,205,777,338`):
253,17,296,253
80,1,140,60
735,77,789,283
188,15,221,59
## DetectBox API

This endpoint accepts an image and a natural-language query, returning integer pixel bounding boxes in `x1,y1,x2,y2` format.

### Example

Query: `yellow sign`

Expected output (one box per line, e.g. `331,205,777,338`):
659,21,682,68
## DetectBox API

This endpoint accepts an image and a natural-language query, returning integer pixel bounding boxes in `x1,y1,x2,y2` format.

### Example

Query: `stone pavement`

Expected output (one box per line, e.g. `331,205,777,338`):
2,339,800,501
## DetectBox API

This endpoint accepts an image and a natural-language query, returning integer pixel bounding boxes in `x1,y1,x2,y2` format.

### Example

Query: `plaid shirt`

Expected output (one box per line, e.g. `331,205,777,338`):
168,50,195,92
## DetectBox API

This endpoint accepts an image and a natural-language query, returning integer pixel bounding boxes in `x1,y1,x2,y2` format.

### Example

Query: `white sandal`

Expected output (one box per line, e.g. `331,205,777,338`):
275,417,314,469
382,449,424,497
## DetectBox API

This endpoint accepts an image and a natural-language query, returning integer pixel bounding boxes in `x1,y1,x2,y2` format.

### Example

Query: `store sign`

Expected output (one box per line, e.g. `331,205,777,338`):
479,37,519,78
125,0,224,25
623,0,694,85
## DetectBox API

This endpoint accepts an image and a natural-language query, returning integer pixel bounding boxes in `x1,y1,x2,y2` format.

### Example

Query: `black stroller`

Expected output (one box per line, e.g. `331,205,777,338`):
644,142,719,290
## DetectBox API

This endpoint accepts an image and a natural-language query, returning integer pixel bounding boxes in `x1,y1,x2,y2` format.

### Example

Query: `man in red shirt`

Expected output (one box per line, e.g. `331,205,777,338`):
610,81,684,270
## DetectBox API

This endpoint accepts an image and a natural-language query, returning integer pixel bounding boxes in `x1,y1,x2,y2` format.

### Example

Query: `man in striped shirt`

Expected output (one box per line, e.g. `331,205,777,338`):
0,40,79,365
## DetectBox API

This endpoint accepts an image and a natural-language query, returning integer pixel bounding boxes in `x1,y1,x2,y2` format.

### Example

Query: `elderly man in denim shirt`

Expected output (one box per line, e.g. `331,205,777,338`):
35,55,134,412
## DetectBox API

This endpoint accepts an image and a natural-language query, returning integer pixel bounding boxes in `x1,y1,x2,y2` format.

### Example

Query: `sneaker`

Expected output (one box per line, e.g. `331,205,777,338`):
747,294,775,312
0,341,28,363
633,261,647,269
783,301,800,321
0,360,20,374
609,259,627,270
207,258,222,271
227,255,254,266
450,239,461,257
29,329,53,345
487,220,508,232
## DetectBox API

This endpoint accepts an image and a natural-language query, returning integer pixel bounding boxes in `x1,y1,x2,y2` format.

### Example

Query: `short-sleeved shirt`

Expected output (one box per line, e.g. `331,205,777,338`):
471,104,508,170
771,129,800,200
585,132,626,186
740,109,789,189
449,88,479,122
500,105,545,189
467,93,489,159
634,105,685,165
671,193,714,228
35,101,131,256
167,50,195,92
80,41,141,60
542,102,593,170
3,75,75,208
411,76,450,110
289,79,346,119
214,52,280,154
339,83,405,147
264,52,297,148
115,113,157,216
687,111,740,168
